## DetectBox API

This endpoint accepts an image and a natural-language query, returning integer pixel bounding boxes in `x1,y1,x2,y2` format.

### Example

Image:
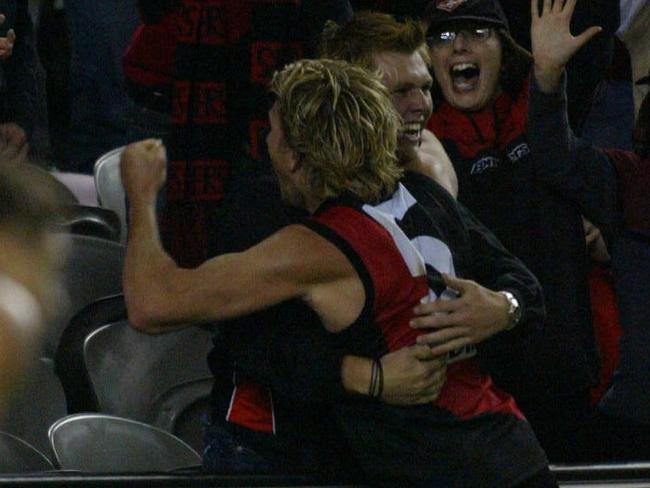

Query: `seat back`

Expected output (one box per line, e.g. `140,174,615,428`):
56,295,214,449
94,146,126,243
45,235,125,356
0,431,54,473
83,321,213,425
48,413,201,472
58,205,121,242
0,358,67,455
152,377,213,453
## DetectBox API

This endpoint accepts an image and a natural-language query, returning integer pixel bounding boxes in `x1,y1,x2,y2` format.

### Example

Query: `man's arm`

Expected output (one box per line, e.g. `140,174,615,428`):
409,204,545,357
223,306,446,405
121,140,361,334
528,0,618,241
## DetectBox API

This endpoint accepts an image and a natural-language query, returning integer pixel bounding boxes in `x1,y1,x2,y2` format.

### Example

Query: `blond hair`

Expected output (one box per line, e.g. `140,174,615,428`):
319,11,431,72
270,58,402,203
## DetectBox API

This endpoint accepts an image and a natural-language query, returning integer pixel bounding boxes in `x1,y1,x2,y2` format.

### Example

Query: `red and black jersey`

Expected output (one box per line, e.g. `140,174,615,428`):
210,177,548,483
302,197,546,487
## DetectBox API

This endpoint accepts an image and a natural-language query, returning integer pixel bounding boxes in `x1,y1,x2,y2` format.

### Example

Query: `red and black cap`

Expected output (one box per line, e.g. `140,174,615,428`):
425,0,509,31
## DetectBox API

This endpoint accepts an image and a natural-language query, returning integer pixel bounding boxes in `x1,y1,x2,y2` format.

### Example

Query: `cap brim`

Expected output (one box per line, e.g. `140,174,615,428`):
427,14,507,30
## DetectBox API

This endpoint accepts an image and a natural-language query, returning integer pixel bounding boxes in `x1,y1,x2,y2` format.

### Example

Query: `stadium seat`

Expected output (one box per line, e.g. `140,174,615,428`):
55,295,214,449
58,205,121,242
45,235,125,357
0,431,54,473
48,413,201,472
0,358,67,455
94,146,127,244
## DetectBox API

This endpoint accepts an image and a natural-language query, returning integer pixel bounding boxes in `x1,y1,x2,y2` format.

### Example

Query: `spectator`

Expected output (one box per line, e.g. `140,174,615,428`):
424,0,618,462
122,59,555,487
318,12,457,196
617,0,649,118
36,0,70,165
0,1,37,155
206,11,547,481
156,0,353,267
530,10,650,459
121,0,178,145
65,0,139,172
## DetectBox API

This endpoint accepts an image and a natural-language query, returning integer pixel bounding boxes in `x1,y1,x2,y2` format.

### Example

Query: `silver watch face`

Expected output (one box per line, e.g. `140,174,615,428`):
501,291,521,328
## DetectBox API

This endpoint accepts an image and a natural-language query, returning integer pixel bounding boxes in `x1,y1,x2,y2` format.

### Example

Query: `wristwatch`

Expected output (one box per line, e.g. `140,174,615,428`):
499,291,522,330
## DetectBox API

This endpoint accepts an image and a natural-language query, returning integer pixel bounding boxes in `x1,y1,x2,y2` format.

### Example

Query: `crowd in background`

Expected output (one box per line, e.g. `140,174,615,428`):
1,0,649,485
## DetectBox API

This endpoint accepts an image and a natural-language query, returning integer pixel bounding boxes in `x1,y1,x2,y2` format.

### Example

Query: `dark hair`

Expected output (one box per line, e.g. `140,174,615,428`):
430,26,532,105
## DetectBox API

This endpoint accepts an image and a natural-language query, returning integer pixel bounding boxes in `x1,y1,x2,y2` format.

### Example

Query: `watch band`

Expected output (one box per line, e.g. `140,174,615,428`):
499,291,522,330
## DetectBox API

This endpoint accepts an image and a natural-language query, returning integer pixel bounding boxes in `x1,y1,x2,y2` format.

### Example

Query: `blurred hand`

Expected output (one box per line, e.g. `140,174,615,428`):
0,14,15,60
410,274,509,356
0,123,28,163
120,139,167,205
531,0,602,93
380,344,446,405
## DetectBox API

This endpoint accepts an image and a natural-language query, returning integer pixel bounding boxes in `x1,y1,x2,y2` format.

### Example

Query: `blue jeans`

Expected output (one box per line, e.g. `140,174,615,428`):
202,418,276,474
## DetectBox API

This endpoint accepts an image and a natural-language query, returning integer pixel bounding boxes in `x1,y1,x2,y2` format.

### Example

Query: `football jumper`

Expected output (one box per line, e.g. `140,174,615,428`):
300,196,547,487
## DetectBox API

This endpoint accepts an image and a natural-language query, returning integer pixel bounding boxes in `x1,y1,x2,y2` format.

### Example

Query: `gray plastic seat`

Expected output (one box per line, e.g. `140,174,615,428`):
94,146,127,244
0,357,67,455
45,234,125,357
152,377,213,453
48,413,201,472
0,431,55,473
83,321,213,427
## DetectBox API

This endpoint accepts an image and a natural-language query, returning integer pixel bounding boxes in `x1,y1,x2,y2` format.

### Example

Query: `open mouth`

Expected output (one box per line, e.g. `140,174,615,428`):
450,62,480,92
399,122,423,145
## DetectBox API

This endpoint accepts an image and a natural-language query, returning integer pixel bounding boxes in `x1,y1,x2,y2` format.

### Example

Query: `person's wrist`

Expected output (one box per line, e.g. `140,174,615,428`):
341,356,374,396
533,63,563,93
498,291,522,331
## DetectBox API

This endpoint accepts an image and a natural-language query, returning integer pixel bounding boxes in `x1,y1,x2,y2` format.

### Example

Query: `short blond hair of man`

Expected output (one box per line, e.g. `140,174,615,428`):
318,11,431,72
270,58,402,204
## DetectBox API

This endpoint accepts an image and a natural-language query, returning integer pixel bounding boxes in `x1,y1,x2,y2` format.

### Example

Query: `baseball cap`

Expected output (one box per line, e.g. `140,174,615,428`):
425,0,509,31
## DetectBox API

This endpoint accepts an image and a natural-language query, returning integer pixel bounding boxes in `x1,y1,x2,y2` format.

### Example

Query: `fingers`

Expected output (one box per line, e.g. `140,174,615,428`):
416,327,464,346
562,0,577,18
542,0,552,15
428,337,471,357
441,273,467,294
531,0,539,19
575,25,602,49
6,29,14,43
409,343,438,361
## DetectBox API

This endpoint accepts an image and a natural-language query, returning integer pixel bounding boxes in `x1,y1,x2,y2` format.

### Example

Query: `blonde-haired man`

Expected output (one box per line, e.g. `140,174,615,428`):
123,58,554,486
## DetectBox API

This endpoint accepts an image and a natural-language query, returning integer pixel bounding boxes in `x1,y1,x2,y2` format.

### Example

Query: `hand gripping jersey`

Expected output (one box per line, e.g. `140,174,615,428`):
223,187,547,486
303,192,547,487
